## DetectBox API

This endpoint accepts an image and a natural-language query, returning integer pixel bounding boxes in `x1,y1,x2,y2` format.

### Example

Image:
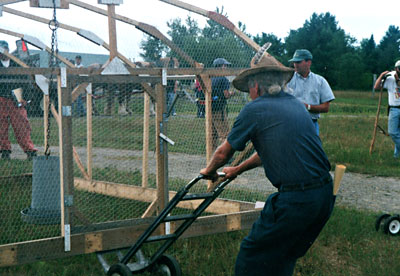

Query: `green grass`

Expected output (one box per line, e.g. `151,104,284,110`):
1,90,400,275
1,207,398,276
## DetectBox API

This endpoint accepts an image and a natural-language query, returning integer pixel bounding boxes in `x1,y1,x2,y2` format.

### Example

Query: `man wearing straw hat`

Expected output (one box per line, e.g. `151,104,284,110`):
200,47,335,275
0,40,37,160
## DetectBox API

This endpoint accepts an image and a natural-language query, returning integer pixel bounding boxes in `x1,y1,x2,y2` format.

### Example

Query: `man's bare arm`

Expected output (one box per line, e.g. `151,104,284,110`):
222,152,262,179
200,140,235,178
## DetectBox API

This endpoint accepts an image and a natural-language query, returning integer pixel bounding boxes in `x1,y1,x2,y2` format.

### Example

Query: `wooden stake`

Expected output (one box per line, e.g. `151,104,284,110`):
369,87,383,154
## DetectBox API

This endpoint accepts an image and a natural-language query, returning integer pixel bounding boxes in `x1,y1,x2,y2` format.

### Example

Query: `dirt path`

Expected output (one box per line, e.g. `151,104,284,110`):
12,145,400,215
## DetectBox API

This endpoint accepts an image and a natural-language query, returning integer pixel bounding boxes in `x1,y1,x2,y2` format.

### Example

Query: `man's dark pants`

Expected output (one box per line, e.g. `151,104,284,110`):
235,180,335,276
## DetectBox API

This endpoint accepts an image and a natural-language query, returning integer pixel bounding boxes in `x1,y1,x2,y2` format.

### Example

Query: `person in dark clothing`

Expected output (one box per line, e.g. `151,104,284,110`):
0,40,37,160
194,79,205,118
211,57,234,150
200,50,335,276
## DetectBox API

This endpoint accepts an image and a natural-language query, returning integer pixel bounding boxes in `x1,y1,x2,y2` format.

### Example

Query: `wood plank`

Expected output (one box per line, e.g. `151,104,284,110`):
142,93,150,187
73,178,254,214
0,210,259,267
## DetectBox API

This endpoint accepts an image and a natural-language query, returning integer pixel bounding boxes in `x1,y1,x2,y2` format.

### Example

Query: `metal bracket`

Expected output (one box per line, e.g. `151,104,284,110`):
159,133,175,145
162,68,167,86
64,195,73,207
62,106,72,117
64,224,71,251
77,29,105,46
60,67,67,87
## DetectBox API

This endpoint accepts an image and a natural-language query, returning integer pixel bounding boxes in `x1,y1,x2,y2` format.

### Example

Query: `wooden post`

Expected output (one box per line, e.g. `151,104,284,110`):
57,69,74,251
155,83,167,216
201,75,213,163
142,93,150,188
43,94,49,148
86,84,93,179
369,87,383,155
107,4,117,60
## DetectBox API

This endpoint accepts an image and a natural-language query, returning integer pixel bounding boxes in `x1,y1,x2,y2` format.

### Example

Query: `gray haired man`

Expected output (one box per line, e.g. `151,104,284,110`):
200,50,335,275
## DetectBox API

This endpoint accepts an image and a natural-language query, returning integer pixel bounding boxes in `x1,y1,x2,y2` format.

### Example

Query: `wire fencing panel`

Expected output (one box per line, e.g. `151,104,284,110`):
0,2,280,269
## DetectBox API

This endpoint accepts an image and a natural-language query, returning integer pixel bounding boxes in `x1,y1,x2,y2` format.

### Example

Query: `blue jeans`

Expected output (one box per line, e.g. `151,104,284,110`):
235,180,335,276
388,108,400,158
72,95,86,117
312,119,319,135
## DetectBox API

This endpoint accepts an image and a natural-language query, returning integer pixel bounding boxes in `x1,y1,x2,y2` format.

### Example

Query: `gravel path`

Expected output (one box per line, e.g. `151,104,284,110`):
12,145,400,215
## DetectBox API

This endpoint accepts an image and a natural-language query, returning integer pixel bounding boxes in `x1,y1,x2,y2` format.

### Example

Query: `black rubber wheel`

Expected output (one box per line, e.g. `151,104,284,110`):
375,213,390,231
107,263,133,276
384,215,400,236
151,254,182,276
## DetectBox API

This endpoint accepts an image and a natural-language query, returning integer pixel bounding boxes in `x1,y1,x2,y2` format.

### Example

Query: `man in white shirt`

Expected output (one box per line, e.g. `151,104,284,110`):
374,60,400,158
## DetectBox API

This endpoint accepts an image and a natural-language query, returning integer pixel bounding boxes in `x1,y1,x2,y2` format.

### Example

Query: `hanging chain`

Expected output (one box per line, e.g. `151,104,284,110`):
45,0,59,158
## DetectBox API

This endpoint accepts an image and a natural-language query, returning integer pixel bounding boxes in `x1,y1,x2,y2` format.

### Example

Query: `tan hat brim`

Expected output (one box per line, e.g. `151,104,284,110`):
232,66,294,92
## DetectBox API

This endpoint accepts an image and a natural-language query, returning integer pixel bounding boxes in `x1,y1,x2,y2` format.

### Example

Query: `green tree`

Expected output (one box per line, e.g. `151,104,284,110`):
284,12,356,87
139,36,166,62
377,25,400,72
359,35,379,74
139,6,254,68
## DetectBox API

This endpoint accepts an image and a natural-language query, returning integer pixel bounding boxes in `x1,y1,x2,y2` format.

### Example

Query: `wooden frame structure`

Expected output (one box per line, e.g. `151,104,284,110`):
0,0,264,267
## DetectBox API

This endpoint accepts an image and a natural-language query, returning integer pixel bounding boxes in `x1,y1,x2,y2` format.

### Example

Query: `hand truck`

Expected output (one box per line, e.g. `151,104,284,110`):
97,172,233,276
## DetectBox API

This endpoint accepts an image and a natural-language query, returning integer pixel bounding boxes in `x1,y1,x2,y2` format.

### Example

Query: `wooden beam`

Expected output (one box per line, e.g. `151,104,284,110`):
57,74,74,239
142,93,150,188
0,210,260,267
73,178,254,214
69,0,199,67
2,7,135,68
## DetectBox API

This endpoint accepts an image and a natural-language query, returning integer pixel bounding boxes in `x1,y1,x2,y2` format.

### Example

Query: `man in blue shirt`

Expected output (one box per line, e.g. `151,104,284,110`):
287,49,335,135
211,58,234,150
200,52,335,275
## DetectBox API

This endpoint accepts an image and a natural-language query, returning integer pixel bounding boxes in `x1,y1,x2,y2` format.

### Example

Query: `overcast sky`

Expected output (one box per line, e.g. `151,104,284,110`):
0,0,398,61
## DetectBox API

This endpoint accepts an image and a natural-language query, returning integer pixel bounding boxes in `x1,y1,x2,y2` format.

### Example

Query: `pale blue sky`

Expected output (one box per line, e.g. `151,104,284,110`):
0,0,398,60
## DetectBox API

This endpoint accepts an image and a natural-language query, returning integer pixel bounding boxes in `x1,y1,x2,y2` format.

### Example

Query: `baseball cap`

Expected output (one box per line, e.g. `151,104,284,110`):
212,58,231,67
288,49,313,62
395,60,400,68
0,40,9,49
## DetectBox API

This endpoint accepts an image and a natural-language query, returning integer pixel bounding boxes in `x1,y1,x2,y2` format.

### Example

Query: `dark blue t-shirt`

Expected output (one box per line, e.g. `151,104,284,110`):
227,91,331,189
211,76,230,111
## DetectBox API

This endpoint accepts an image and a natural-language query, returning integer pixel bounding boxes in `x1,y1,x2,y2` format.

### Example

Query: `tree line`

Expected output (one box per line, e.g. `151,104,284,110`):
139,8,400,91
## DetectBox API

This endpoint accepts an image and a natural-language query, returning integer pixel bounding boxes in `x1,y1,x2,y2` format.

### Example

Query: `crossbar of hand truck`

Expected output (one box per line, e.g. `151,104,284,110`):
146,177,234,265
120,174,232,267
162,214,196,222
119,175,205,265
145,233,177,242
182,193,214,200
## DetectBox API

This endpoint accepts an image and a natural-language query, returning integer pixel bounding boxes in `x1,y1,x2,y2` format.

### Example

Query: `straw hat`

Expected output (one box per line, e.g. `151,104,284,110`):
232,44,294,92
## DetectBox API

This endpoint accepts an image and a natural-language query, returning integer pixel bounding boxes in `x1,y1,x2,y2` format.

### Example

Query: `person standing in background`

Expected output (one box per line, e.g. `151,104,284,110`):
0,40,37,160
287,49,335,135
72,55,86,117
211,57,234,150
374,60,400,158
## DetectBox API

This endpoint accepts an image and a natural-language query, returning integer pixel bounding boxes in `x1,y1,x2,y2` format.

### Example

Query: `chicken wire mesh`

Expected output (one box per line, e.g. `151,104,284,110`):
0,0,277,269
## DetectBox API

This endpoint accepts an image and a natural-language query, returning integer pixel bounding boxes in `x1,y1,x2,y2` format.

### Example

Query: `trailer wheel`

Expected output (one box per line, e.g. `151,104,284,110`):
384,215,400,236
107,263,133,276
375,214,390,231
151,254,182,276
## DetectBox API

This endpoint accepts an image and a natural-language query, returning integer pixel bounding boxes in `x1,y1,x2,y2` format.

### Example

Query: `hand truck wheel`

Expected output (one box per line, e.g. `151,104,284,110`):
375,213,390,231
383,215,400,236
151,254,182,276
107,263,133,276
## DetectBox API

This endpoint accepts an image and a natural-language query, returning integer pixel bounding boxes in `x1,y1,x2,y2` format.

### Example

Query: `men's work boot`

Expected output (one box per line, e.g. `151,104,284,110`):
26,151,37,161
1,150,11,160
